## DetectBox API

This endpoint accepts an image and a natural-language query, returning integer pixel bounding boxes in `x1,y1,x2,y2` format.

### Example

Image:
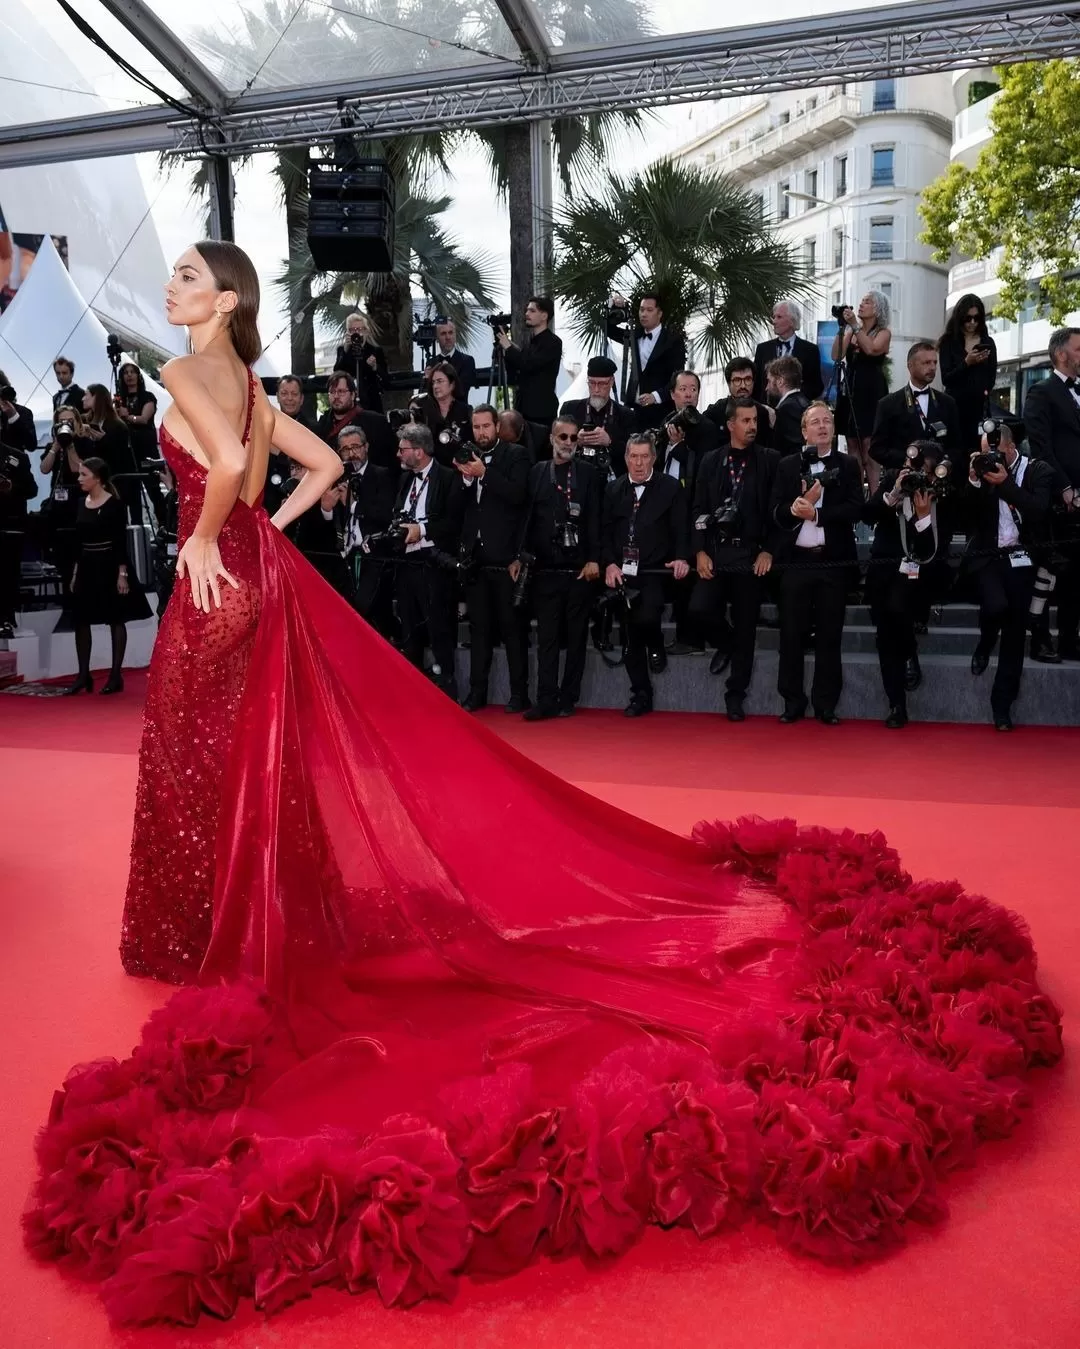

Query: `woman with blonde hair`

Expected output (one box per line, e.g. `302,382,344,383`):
831,288,892,492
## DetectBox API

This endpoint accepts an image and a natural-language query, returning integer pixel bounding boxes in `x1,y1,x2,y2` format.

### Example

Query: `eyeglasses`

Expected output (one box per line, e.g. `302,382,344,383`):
554,432,578,442
963,313,981,322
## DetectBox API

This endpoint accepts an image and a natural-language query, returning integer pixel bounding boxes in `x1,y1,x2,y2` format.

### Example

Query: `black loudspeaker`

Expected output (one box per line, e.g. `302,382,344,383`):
307,159,396,272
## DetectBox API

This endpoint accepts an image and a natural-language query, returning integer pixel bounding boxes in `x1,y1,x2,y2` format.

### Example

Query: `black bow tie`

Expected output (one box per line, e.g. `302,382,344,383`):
912,387,930,397
642,331,655,343
1067,377,1079,391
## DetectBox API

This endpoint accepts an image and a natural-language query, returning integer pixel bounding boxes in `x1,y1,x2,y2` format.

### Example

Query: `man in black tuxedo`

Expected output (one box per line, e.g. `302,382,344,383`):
602,434,690,716
51,357,85,414
769,401,863,723
606,291,687,431
498,295,563,428
689,398,781,721
497,409,537,464
289,473,354,598
765,356,811,457
265,375,315,517
0,374,37,456
520,416,603,720
457,404,533,713
0,431,37,638
336,425,396,635
869,341,962,476
704,357,773,449
864,440,957,729
391,424,462,699
317,372,396,469
426,318,477,395
964,421,1054,729
559,355,635,480
1023,326,1080,659
753,300,823,403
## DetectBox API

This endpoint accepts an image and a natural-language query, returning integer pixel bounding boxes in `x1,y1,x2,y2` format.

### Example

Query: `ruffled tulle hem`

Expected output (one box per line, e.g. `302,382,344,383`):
24,819,1063,1327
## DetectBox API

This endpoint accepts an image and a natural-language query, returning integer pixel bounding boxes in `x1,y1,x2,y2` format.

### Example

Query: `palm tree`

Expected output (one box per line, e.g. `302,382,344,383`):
550,160,810,371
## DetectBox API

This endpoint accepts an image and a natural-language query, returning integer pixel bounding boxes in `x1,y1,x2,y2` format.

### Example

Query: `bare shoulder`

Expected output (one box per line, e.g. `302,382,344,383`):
161,354,209,392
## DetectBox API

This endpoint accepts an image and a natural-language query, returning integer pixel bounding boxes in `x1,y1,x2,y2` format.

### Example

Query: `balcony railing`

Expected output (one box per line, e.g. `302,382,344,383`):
953,90,1001,146
705,91,864,176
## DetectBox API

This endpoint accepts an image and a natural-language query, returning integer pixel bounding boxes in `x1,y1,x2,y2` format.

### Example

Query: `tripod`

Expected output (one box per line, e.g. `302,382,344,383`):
109,345,162,587
486,338,510,409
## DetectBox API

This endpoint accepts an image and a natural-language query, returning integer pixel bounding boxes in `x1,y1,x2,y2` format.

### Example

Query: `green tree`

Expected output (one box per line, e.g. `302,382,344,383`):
550,160,808,368
920,60,1080,322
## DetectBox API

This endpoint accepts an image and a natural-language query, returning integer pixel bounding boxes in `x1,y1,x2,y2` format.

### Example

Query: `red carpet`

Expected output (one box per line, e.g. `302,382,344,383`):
1,675,1077,1349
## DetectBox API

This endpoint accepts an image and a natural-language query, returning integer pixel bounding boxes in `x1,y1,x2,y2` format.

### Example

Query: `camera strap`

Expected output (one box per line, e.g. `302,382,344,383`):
548,458,576,522
904,385,935,433
898,498,938,568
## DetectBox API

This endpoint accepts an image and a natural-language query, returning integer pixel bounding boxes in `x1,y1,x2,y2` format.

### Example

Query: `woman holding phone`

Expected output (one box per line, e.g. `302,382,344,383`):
938,293,998,450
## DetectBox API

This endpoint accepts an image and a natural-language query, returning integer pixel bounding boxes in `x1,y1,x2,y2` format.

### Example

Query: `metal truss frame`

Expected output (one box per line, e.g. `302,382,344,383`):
0,1,1077,169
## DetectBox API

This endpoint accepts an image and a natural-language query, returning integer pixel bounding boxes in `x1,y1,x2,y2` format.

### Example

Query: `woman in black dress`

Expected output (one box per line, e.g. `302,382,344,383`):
82,382,144,524
411,361,472,464
333,312,388,413
831,289,892,494
40,405,92,606
938,292,998,450
116,362,159,463
65,456,151,695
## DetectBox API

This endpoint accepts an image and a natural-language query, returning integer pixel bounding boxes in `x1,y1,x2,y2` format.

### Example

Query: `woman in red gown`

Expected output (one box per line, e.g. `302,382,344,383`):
25,243,1062,1327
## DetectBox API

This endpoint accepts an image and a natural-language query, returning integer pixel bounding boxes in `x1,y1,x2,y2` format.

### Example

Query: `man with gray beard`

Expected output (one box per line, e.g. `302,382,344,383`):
559,355,635,478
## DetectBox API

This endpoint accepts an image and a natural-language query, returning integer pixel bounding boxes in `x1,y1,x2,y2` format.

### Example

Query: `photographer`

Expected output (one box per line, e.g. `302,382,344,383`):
391,424,461,699
864,440,956,729
601,434,690,717
1023,327,1080,662
831,291,891,492
290,470,353,600
411,362,473,465
277,374,316,431
52,356,85,413
116,363,158,463
41,406,92,605
498,296,563,428
498,409,536,463
458,404,532,713
0,372,36,455
520,416,602,720
265,376,313,517
606,292,686,431
765,357,810,457
704,357,773,449
151,462,179,615
938,294,999,451
769,401,863,724
333,312,388,414
317,372,395,469
965,419,1054,730
689,398,780,721
0,408,37,639
870,341,962,486
425,318,476,394
559,355,634,479
338,425,395,635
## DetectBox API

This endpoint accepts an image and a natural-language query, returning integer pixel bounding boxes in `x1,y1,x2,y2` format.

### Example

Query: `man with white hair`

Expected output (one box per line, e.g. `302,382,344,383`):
753,299,823,403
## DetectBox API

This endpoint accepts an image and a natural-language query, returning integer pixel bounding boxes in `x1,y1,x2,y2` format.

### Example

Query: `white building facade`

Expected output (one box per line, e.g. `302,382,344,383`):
944,68,1079,412
671,76,955,400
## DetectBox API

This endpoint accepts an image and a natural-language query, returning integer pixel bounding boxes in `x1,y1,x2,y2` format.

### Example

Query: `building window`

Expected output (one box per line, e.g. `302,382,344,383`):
804,238,817,274
778,181,790,220
779,110,790,126
805,168,818,202
835,154,848,198
877,282,894,305
873,78,896,111
832,290,842,308
871,146,895,187
833,227,844,270
870,217,894,261
752,192,765,220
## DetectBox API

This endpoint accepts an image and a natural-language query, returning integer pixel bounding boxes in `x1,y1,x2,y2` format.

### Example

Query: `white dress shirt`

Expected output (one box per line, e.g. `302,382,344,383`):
1055,367,1080,413
796,456,829,548
910,384,932,418
638,324,662,371
997,454,1025,548
404,464,435,552
632,471,654,500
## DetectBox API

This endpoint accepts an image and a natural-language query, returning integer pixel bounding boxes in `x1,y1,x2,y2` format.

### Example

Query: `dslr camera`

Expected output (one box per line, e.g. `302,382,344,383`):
485,312,513,333
363,514,411,555
697,498,740,540
0,383,17,403
831,303,851,322
972,417,1007,477
800,445,840,490
894,443,952,498
655,405,702,454
54,421,75,445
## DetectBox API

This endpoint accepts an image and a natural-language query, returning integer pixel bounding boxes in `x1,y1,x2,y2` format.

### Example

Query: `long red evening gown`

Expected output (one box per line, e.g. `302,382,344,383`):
25,372,1063,1326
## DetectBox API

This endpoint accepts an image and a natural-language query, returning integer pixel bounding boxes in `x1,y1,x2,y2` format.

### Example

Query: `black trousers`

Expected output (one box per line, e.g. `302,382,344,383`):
1052,546,1080,649
350,553,395,639
866,566,929,708
0,526,24,628
973,557,1037,715
396,556,457,689
532,570,597,707
671,571,703,646
465,563,528,699
777,563,849,712
623,575,666,701
688,558,765,700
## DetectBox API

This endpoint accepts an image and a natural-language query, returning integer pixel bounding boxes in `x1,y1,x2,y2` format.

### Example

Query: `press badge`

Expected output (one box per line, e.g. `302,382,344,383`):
167,543,178,557
52,488,68,503
899,559,920,578
622,547,640,577
1009,550,1033,568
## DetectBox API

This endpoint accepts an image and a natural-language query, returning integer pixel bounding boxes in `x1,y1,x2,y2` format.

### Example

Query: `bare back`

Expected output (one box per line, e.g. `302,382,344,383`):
161,355,275,507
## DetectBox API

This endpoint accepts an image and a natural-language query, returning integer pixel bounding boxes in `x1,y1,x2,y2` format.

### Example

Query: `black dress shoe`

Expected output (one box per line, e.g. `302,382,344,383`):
461,693,488,712
556,702,576,718
725,698,746,723
64,674,94,695
971,644,992,676
665,640,697,656
504,695,531,714
1030,640,1062,664
903,654,922,692
624,696,653,718
709,649,733,676
885,705,908,729
648,649,667,674
994,713,1014,732
816,709,841,726
0,622,14,640
99,675,124,695
779,701,806,724
522,702,557,721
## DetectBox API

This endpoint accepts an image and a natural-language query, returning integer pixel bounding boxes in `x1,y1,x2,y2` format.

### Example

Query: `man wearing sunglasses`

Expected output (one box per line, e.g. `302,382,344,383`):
519,418,603,720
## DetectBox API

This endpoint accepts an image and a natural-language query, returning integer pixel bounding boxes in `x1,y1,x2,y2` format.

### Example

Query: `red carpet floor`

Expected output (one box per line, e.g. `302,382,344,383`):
1,674,1078,1349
